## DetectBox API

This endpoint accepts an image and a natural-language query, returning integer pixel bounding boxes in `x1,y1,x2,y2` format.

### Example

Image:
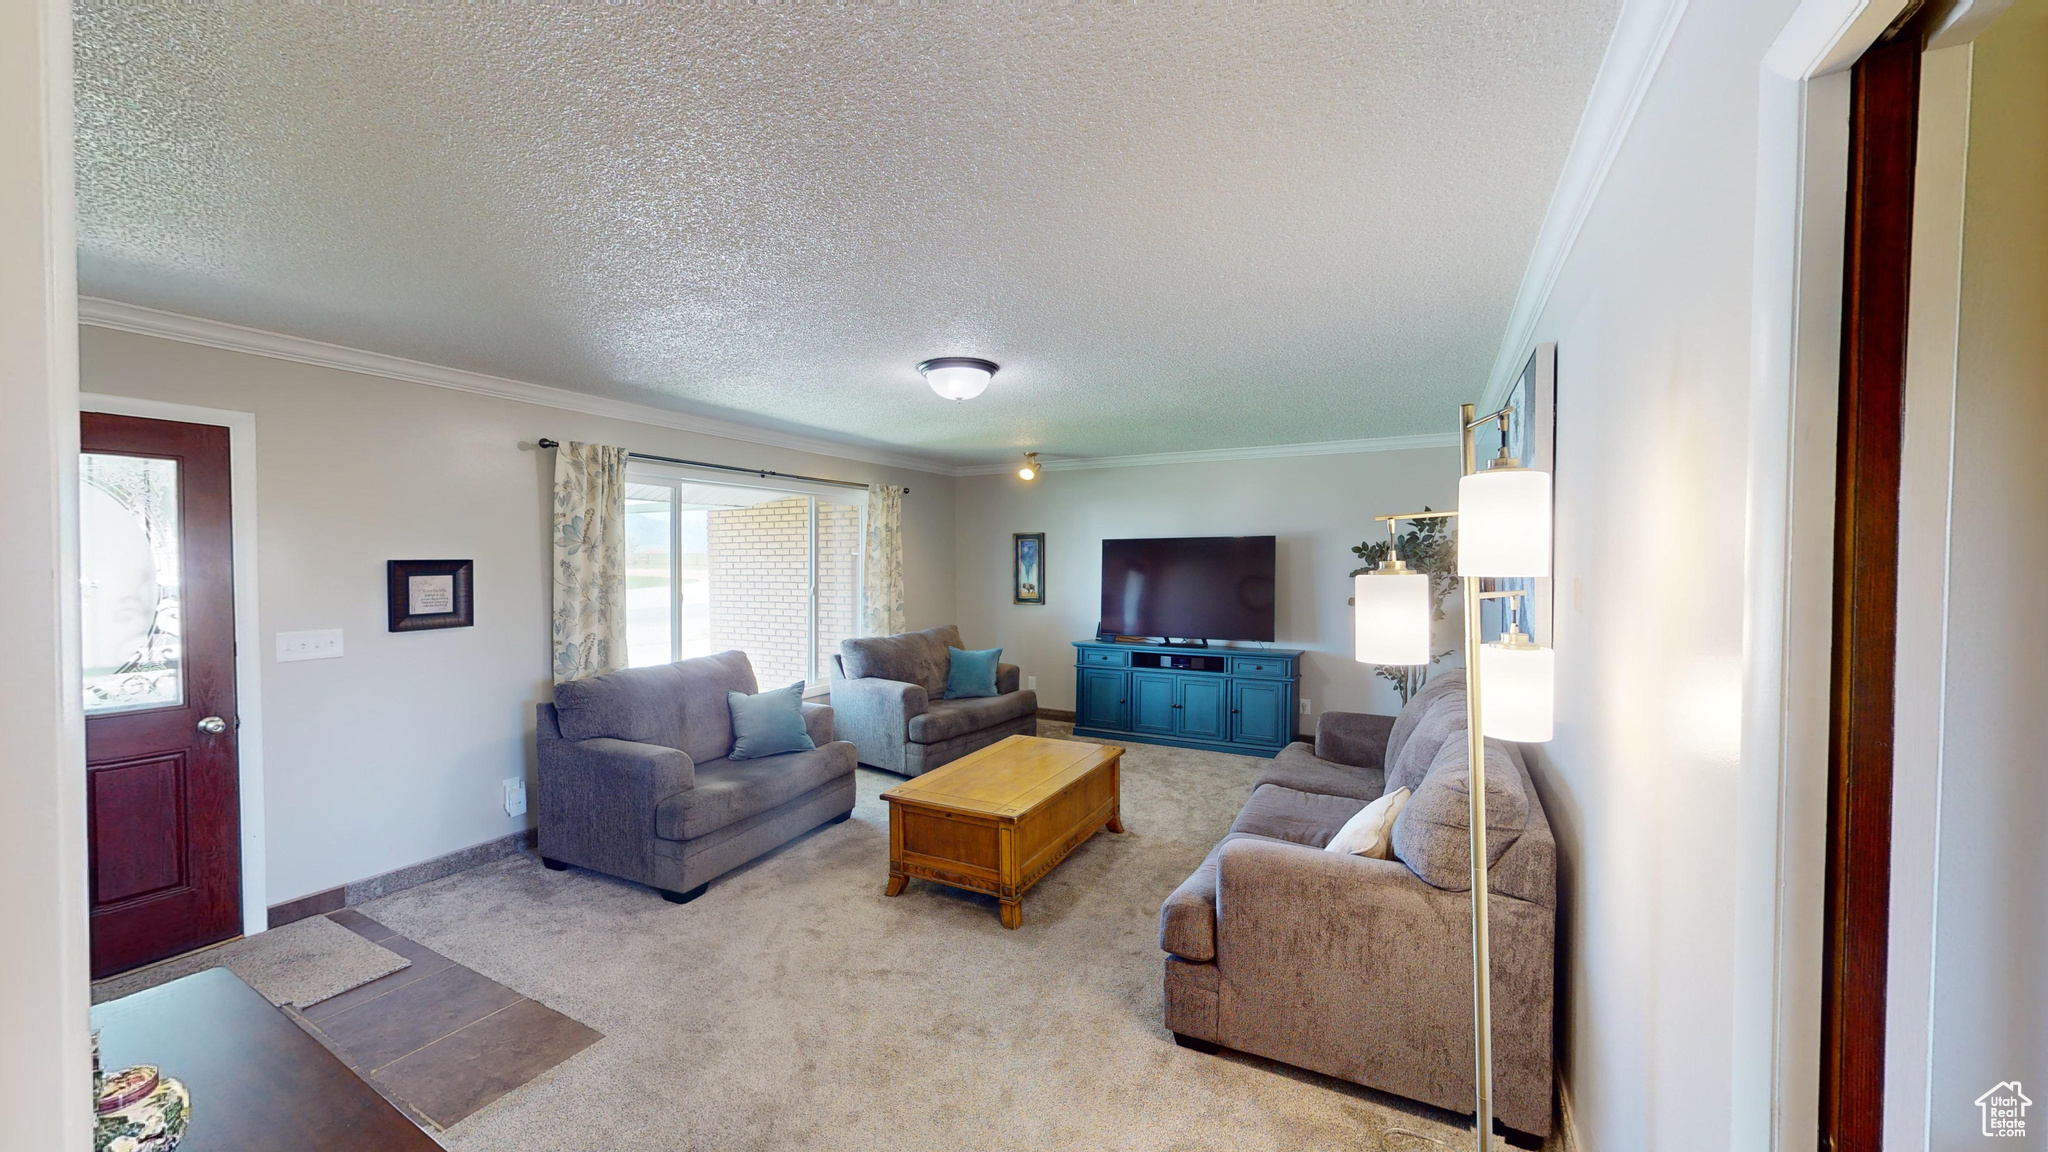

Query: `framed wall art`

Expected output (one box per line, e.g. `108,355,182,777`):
1487,341,1557,644
1013,533,1045,605
388,559,474,632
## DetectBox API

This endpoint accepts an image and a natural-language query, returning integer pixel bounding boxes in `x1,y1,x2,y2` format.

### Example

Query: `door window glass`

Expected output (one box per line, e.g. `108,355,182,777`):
80,453,183,713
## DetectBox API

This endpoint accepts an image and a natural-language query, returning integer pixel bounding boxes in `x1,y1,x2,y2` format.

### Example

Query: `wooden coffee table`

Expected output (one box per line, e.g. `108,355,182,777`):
883,735,1124,929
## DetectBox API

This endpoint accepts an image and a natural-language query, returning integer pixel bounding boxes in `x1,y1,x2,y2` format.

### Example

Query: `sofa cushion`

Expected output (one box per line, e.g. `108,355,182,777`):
655,742,855,841
1385,676,1468,796
839,625,964,695
1313,711,1396,770
728,682,815,760
1159,831,1293,962
1255,742,1386,802
1390,731,1529,890
944,646,1003,699
1326,786,1411,859
1384,670,1465,783
1228,784,1368,849
551,650,758,765
905,691,1036,745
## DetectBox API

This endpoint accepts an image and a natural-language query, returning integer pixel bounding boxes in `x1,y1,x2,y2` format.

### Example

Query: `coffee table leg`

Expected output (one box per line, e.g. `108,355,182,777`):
1000,898,1022,930
1106,810,1125,834
885,872,907,896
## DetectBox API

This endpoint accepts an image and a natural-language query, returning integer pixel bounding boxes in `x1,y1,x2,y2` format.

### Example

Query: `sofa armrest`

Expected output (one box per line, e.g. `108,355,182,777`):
800,701,836,748
536,736,695,877
996,662,1021,695
1214,837,1554,1133
1314,710,1396,769
827,675,929,771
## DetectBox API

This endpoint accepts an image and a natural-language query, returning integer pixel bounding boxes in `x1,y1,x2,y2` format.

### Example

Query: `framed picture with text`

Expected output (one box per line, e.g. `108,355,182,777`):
1013,533,1045,605
387,559,474,632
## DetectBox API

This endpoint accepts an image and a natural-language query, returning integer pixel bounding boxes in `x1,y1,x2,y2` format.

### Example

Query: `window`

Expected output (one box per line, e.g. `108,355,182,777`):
624,471,864,687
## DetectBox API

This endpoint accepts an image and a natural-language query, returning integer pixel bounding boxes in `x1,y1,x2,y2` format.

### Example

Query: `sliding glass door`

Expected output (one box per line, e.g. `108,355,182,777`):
624,471,864,687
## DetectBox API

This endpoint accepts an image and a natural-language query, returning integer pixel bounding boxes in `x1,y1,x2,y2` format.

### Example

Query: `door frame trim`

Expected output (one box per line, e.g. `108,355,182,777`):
80,393,266,936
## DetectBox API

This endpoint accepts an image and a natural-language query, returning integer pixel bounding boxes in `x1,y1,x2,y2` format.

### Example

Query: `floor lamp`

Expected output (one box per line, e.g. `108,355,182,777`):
1353,402,1555,1149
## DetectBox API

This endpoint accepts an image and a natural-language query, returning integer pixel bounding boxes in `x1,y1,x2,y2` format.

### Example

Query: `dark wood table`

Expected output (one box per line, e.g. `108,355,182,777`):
91,967,441,1151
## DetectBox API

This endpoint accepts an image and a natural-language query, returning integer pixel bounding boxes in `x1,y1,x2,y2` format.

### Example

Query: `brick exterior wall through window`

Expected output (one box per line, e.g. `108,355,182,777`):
706,496,861,686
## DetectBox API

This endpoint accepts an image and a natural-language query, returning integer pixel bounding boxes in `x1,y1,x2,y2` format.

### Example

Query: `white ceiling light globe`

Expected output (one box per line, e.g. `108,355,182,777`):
918,357,998,401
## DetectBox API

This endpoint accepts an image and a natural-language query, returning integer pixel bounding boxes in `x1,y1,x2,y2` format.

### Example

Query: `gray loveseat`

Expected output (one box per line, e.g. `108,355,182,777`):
827,625,1038,777
535,650,857,904
1158,671,1556,1142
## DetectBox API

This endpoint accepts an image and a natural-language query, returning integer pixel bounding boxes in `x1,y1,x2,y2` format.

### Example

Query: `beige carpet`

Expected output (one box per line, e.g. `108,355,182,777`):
91,913,411,1007
361,726,1493,1151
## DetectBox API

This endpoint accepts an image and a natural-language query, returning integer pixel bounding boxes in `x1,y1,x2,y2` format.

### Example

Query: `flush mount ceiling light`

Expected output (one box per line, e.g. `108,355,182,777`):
1017,452,1040,481
918,357,998,401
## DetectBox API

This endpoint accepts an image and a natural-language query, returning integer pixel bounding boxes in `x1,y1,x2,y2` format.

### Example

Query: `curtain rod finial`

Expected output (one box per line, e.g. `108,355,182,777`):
535,438,559,449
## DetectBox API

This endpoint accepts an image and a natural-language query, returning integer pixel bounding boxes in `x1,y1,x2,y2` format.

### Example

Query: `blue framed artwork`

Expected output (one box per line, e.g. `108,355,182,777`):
1485,342,1556,643
1014,533,1045,605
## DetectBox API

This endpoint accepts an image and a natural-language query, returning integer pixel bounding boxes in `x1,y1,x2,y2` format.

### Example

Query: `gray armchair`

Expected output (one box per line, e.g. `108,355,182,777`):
536,650,857,903
827,625,1038,776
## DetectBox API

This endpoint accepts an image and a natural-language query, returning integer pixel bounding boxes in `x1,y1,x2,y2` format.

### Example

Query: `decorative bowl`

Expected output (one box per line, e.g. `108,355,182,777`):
93,1063,189,1152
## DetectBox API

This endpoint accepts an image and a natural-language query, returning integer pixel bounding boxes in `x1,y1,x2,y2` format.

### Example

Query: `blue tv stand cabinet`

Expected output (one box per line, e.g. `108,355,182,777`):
1070,640,1302,758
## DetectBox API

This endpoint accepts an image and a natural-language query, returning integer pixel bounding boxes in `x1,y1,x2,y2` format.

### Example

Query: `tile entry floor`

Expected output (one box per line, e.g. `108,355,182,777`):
296,908,602,1130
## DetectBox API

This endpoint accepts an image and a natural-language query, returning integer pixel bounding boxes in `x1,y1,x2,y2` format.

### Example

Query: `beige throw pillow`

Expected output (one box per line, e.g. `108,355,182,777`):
1325,787,1411,860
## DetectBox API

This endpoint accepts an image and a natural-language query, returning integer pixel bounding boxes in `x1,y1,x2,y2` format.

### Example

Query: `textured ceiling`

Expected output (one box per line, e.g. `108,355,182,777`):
76,3,1618,468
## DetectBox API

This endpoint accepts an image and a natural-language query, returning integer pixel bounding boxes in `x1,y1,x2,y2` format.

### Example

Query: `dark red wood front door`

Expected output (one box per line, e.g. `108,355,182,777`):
81,412,242,978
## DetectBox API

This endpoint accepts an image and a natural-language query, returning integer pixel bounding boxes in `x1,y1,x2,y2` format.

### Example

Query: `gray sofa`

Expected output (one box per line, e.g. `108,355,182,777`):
827,625,1038,777
1159,671,1556,1142
535,650,857,903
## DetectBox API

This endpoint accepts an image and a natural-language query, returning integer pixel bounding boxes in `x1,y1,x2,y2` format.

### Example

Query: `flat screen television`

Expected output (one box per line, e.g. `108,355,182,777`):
1099,536,1276,642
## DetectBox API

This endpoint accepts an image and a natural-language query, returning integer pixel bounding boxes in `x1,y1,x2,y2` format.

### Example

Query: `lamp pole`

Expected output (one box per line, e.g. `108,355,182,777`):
1368,401,1547,1149
1459,402,1496,1151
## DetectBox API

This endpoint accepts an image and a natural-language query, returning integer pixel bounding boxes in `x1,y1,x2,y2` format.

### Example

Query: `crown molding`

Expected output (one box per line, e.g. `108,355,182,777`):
80,297,1462,480
1480,0,1691,411
951,431,1460,476
76,297,958,477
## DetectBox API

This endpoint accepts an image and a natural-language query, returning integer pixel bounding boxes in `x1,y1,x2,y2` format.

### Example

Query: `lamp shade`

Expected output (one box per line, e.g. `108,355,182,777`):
1353,570,1430,665
1478,640,1554,742
1457,467,1552,577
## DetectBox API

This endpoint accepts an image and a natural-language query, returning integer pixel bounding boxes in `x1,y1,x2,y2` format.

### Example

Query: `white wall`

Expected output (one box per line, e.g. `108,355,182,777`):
80,326,957,905
1504,0,1805,1146
1927,3,2048,1143
0,0,92,1143
953,447,1463,722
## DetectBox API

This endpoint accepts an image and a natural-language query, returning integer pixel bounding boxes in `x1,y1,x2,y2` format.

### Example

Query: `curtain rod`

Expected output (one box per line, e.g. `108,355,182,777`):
534,439,903,494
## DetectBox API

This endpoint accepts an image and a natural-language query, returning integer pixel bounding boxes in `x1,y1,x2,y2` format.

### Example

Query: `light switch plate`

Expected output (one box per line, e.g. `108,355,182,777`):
503,778,527,817
276,629,344,662
1301,697,1311,716
1027,675,1038,691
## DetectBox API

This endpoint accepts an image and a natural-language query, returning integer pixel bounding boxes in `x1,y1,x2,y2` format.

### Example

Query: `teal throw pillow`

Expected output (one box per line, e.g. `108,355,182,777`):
944,647,1003,699
727,681,816,760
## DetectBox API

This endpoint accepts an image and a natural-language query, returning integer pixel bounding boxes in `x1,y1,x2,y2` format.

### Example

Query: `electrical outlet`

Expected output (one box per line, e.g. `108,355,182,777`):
1300,697,1311,716
276,629,344,662
503,778,527,817
1027,675,1037,691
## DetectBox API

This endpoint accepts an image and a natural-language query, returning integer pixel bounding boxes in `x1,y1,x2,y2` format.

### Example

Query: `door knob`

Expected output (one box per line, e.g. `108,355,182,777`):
197,716,228,735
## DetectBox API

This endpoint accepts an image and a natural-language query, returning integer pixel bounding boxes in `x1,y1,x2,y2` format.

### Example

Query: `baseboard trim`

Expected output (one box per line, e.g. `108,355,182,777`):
1554,1060,1582,1152
265,887,346,929
1036,708,1077,722
267,828,538,928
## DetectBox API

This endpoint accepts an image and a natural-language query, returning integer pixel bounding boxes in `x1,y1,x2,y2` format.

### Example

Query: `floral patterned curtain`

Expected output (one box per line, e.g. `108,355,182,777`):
861,483,907,637
551,442,630,682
